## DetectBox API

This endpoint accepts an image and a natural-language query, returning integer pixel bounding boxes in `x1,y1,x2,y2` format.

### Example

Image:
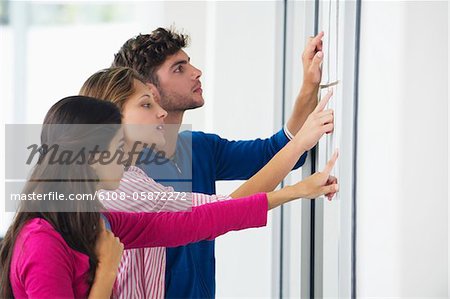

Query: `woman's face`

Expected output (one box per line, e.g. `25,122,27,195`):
122,80,168,148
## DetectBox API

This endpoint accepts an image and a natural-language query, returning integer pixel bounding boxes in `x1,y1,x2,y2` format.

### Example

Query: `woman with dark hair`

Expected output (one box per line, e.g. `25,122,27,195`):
0,96,126,298
0,96,337,298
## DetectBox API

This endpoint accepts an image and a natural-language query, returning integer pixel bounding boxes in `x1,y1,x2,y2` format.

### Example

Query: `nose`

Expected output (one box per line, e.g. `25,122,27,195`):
192,65,202,80
157,104,168,119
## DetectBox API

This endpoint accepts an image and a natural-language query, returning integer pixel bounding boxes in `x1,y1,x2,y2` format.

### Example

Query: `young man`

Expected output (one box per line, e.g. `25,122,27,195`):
112,27,325,298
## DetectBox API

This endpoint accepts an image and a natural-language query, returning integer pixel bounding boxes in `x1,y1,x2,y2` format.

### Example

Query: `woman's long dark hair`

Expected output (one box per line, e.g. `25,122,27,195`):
0,96,122,298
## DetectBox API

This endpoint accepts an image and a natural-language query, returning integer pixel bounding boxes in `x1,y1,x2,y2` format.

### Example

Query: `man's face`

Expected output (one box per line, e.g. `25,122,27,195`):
155,50,204,112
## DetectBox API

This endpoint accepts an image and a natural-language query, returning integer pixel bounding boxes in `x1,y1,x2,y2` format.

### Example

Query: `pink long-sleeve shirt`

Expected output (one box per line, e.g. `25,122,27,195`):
10,193,268,298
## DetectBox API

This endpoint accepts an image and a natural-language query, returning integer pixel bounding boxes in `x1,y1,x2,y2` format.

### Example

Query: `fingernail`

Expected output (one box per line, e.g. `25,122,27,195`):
317,52,323,58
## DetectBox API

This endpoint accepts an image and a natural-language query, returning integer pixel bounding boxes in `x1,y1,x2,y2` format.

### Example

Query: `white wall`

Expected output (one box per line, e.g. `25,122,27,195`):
206,2,282,297
357,1,448,297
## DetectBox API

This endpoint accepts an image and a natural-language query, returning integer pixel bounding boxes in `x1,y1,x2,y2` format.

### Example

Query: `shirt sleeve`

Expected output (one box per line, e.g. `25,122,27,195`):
191,193,231,206
100,168,193,213
283,124,295,140
101,168,230,211
15,231,76,298
199,129,307,180
104,193,268,250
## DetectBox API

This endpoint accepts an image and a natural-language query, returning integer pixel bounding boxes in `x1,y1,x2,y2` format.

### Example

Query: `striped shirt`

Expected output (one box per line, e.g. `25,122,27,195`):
100,166,230,298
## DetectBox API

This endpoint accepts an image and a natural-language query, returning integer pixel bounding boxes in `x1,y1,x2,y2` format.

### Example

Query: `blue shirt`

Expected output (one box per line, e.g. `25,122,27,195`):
139,129,306,298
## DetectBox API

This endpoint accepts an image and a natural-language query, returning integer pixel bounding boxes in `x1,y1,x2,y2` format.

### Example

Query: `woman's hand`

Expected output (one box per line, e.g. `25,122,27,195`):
291,150,339,200
293,90,334,152
231,90,334,198
89,218,124,299
267,151,339,209
94,218,124,278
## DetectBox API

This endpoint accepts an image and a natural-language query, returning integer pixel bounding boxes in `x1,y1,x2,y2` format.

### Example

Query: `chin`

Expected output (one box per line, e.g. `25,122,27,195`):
190,94,204,107
186,100,204,110
195,96,205,107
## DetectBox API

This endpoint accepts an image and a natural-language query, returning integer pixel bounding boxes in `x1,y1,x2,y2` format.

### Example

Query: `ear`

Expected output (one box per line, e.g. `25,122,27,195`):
145,82,156,89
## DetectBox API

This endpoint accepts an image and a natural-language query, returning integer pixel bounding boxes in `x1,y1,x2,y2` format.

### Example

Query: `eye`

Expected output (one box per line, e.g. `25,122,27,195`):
174,65,183,73
142,103,151,109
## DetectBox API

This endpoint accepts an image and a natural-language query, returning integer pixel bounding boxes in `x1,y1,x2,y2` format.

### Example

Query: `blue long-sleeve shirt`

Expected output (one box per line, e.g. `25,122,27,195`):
139,129,306,298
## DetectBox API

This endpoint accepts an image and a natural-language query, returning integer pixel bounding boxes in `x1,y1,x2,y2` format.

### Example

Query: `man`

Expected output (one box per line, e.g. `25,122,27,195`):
112,27,325,298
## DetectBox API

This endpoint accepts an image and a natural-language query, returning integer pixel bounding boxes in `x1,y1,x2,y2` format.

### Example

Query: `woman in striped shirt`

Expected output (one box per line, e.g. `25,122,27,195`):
79,67,338,298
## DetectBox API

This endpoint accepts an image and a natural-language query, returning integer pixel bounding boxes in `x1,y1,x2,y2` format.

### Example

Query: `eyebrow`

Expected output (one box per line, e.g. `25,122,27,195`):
170,57,190,70
138,94,152,102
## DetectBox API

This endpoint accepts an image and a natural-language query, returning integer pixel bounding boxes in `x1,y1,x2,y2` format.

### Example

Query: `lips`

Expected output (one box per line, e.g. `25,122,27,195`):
192,82,202,93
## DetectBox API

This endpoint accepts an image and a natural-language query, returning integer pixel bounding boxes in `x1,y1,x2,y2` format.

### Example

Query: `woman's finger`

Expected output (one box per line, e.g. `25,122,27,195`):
322,184,339,196
319,114,334,125
314,89,333,113
316,109,334,118
323,150,339,175
98,218,106,232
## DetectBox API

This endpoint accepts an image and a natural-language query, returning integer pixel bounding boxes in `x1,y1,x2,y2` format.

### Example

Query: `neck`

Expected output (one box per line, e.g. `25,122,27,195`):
123,141,144,166
164,110,184,125
159,111,184,158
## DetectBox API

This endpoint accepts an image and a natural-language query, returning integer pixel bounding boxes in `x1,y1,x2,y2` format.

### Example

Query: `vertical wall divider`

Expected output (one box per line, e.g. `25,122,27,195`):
272,0,288,297
310,1,320,298
351,0,362,297
279,0,288,297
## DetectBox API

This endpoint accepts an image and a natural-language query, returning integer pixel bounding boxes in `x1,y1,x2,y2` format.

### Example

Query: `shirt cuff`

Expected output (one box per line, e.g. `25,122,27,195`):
283,124,295,141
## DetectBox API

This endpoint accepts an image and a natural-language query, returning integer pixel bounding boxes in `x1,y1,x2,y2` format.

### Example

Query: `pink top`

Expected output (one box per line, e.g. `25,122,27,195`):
10,193,268,298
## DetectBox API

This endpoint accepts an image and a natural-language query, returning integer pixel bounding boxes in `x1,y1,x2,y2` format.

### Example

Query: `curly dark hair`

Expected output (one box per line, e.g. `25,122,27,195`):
112,27,190,85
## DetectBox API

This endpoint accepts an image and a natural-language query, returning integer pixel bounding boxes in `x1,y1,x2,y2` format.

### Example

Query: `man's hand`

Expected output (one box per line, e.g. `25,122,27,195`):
302,31,324,86
286,32,325,136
